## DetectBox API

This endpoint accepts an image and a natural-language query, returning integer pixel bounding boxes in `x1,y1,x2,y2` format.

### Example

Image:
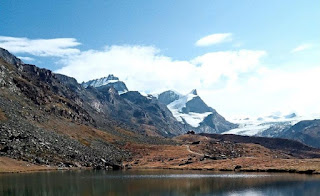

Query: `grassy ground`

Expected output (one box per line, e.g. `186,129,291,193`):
124,135,320,174
0,157,57,173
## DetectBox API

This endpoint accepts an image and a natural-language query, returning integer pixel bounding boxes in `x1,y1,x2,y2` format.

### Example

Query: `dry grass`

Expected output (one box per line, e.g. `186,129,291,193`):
0,157,57,173
125,135,320,174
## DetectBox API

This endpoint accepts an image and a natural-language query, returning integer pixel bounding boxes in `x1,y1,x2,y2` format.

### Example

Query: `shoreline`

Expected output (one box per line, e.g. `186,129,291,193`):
0,157,91,174
126,166,320,175
2,156,319,175
125,163,320,175
3,165,319,175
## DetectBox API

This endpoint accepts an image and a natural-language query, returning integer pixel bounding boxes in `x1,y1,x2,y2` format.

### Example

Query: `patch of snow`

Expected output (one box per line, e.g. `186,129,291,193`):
140,92,153,99
118,90,127,95
82,74,121,88
168,92,198,113
223,123,276,136
171,109,212,127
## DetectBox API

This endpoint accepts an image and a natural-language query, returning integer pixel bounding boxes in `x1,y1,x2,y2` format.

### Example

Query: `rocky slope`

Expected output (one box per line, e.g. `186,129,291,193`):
158,90,237,133
0,47,182,169
0,48,129,169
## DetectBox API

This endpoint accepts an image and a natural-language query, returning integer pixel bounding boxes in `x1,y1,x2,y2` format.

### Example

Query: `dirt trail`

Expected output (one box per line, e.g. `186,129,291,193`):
185,145,204,156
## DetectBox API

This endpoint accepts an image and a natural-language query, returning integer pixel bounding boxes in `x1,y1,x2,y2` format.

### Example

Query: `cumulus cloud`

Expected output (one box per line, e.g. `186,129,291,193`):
200,65,320,119
0,36,81,57
291,43,313,53
195,33,232,47
192,50,266,87
56,45,265,95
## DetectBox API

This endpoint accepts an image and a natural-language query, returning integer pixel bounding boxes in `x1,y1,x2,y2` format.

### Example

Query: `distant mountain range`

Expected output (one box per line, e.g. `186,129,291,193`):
222,112,320,148
80,75,238,134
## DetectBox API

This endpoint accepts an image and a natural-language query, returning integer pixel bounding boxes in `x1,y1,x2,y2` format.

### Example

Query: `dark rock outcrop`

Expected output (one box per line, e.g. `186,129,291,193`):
158,90,180,105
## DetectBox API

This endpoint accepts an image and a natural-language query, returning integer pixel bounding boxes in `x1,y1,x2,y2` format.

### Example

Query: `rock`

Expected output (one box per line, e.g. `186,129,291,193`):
234,165,242,170
191,141,200,145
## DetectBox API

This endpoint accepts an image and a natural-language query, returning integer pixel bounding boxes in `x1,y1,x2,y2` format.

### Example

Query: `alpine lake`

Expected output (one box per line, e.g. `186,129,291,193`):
1,169,320,196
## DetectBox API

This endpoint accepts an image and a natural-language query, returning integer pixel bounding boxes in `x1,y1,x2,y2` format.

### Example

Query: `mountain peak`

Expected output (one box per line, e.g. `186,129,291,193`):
82,74,120,88
190,89,197,95
106,74,119,81
81,74,128,93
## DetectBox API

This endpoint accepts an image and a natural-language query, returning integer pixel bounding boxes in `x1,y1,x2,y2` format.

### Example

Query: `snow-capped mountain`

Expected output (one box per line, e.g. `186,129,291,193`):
81,74,128,94
166,89,213,127
222,112,305,137
158,89,237,133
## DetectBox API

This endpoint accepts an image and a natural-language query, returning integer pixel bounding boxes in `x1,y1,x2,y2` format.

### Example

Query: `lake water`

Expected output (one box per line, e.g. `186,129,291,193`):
0,170,320,196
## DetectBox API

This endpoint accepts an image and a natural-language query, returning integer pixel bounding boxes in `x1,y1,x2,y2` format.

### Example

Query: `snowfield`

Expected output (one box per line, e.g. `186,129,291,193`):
222,112,320,136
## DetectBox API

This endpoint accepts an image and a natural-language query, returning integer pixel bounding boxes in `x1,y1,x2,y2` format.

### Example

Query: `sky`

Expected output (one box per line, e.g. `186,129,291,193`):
0,0,319,119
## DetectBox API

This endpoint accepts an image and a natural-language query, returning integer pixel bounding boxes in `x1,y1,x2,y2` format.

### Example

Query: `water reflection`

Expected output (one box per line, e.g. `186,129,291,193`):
0,170,319,196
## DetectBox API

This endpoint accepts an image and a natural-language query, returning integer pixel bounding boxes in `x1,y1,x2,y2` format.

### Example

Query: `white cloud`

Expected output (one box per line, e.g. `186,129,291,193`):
291,43,313,53
17,56,35,62
0,36,81,57
192,50,266,87
57,45,200,92
200,65,320,119
195,33,232,47
56,45,265,96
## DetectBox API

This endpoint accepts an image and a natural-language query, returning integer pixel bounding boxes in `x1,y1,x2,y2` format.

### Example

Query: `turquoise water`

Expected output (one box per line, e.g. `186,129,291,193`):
0,170,320,195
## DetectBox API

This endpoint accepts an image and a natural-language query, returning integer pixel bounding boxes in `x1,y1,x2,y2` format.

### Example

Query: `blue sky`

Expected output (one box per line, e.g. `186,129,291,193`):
0,0,319,118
